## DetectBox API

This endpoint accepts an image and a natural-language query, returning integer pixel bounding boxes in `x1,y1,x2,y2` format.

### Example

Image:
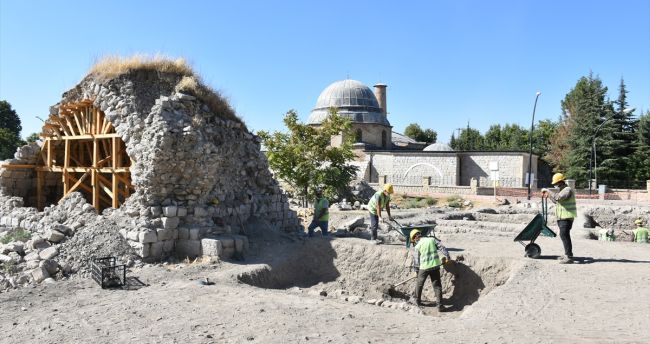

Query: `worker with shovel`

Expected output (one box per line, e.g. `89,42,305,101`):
633,219,648,243
410,229,450,311
366,183,394,244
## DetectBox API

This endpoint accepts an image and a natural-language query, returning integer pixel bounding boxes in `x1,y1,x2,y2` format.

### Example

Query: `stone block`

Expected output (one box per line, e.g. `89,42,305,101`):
178,227,189,240
194,207,207,217
189,228,201,240
201,238,223,257
222,247,235,259
39,246,59,260
31,266,49,283
220,237,235,249
39,259,59,275
0,254,12,263
170,228,179,240
156,228,172,241
149,242,164,259
162,217,180,229
4,242,24,255
163,206,177,217
150,206,162,217
162,240,175,253
233,235,249,253
175,240,201,258
177,207,187,217
139,230,158,243
126,231,140,242
128,241,150,258
53,224,71,235
45,230,65,243
24,251,40,262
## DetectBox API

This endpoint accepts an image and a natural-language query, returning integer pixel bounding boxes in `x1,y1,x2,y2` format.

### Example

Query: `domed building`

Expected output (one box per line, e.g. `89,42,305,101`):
308,79,541,190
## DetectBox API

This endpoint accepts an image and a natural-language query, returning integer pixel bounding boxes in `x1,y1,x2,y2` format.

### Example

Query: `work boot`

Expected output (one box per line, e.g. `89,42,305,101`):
435,289,443,312
558,257,574,264
556,255,566,261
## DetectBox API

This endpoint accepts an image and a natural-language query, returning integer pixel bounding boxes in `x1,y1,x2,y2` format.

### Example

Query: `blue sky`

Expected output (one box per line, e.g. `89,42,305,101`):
1,0,649,143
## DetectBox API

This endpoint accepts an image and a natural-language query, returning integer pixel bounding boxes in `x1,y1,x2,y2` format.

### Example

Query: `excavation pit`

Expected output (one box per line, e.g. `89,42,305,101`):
238,239,515,314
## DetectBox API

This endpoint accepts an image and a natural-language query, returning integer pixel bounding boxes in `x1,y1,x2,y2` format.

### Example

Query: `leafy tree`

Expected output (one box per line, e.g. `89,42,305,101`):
450,127,483,150
532,119,558,158
483,125,502,150
0,101,24,160
0,100,22,135
25,132,40,143
258,108,357,205
404,123,437,143
0,128,24,160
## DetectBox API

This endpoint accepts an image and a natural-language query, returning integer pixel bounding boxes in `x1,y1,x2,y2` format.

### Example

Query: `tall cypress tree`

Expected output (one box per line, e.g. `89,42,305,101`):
598,78,637,187
633,111,650,183
561,73,609,187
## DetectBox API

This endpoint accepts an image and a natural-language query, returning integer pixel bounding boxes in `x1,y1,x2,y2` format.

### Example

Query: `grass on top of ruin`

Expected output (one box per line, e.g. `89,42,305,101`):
0,227,31,244
392,194,438,209
88,54,245,126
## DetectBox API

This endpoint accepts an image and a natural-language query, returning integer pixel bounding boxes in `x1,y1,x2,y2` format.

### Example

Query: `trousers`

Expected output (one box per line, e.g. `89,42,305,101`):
414,266,442,305
558,219,574,257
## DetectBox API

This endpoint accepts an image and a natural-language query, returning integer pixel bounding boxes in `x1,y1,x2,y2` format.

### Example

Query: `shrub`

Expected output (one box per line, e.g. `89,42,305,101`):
0,228,32,244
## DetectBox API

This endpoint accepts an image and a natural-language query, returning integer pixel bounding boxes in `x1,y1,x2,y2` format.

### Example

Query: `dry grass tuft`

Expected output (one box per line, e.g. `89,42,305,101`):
89,54,194,81
88,55,244,126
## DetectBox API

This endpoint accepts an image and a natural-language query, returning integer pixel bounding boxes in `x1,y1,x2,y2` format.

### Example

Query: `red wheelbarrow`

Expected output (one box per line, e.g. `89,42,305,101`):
513,197,556,258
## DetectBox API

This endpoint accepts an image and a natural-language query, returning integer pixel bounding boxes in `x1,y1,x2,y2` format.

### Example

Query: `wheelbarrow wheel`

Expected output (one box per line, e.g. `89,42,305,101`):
524,243,541,258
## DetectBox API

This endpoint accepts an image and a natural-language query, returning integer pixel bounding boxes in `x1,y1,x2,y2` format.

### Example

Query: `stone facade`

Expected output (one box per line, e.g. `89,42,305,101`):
357,151,537,189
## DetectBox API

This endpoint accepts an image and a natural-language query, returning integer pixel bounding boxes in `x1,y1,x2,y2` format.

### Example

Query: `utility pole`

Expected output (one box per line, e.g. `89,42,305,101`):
527,92,541,200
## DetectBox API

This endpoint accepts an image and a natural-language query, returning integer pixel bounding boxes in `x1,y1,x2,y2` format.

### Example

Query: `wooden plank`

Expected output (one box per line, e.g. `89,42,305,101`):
44,133,121,141
112,173,119,208
91,169,99,210
73,110,85,134
36,166,130,173
64,171,90,197
36,171,44,211
47,139,52,167
0,164,37,169
40,139,48,166
62,113,77,136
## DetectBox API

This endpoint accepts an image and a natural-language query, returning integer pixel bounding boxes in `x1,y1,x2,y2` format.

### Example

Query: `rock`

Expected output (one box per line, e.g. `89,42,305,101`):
0,254,12,263
39,259,59,275
38,246,59,260
139,230,158,243
45,229,66,243
4,242,24,255
339,217,365,231
24,251,40,262
31,266,49,283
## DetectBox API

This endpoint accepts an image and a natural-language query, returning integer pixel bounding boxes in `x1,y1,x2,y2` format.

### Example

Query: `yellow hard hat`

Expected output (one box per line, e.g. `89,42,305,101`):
635,218,645,225
409,229,421,241
551,173,566,185
383,183,394,194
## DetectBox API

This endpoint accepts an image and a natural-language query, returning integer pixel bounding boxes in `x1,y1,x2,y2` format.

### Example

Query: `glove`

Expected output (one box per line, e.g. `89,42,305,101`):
441,257,448,265
541,188,549,194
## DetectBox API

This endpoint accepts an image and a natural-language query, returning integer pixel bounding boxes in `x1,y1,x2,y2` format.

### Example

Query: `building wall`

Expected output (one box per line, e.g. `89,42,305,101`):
369,152,459,186
331,123,392,149
458,152,536,187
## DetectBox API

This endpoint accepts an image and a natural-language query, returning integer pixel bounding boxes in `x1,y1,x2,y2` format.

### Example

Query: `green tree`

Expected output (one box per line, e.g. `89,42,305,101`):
483,125,502,150
0,100,22,135
532,119,558,158
597,78,637,187
561,73,610,186
258,109,357,205
404,123,437,143
632,110,650,183
451,127,483,150
25,132,40,143
0,101,24,160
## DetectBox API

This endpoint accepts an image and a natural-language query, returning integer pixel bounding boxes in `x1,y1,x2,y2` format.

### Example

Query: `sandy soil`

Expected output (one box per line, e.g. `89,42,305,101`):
1,209,649,344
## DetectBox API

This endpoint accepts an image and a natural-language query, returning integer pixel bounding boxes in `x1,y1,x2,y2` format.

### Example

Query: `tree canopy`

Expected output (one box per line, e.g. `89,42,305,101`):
404,123,437,143
258,109,357,203
0,100,24,160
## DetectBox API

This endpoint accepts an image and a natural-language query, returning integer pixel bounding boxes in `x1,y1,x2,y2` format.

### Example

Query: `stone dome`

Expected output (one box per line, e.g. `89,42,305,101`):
308,79,389,126
423,143,454,151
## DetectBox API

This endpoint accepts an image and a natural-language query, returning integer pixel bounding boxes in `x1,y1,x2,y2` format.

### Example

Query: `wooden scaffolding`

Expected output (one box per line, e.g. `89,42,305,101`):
2,100,133,211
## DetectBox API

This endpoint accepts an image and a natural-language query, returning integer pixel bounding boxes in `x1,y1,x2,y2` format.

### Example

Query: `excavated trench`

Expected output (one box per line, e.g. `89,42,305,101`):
238,238,515,314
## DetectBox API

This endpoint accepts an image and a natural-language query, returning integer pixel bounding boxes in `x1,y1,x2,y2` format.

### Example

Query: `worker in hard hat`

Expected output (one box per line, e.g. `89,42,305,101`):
633,219,648,243
410,229,450,311
541,173,577,264
307,188,329,237
366,183,394,244
597,227,615,241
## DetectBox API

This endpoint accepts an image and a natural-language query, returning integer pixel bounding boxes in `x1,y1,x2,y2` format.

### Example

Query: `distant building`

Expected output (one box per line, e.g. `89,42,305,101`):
308,80,539,193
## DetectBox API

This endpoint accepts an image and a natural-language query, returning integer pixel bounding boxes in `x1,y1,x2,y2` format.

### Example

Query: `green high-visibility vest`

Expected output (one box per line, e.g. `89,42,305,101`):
415,237,442,270
314,197,329,221
555,189,577,220
598,229,615,241
367,191,389,215
634,227,648,243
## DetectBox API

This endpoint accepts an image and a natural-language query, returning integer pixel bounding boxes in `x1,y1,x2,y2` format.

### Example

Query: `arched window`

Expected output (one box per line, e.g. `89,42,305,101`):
381,130,387,148
355,129,363,143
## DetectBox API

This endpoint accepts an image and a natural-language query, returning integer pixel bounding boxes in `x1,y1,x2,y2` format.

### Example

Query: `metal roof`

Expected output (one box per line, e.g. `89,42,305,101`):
308,80,390,126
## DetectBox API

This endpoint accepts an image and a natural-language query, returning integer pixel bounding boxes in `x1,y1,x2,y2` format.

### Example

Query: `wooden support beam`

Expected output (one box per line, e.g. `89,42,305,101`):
44,133,121,141
47,139,52,167
36,171,43,211
0,164,36,169
35,166,130,173
64,171,90,197
63,139,70,195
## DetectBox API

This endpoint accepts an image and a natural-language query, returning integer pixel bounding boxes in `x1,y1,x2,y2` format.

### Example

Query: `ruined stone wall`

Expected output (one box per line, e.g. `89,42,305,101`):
1,69,300,262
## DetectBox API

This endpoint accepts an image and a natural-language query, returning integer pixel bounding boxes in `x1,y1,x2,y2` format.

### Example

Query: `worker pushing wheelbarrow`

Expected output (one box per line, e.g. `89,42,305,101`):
514,196,557,258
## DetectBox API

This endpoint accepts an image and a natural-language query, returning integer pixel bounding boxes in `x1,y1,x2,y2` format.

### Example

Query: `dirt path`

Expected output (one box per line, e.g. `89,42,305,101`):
1,221,649,343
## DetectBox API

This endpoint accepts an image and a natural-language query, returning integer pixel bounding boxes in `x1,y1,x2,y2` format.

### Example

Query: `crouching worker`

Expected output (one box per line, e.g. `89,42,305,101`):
410,229,450,311
307,188,329,237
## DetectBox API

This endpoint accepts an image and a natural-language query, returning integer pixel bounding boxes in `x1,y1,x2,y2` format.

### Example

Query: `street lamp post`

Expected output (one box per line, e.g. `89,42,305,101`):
527,91,541,200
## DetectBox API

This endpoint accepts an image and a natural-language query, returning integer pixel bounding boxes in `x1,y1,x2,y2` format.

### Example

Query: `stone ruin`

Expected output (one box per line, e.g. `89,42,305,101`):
0,60,301,289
